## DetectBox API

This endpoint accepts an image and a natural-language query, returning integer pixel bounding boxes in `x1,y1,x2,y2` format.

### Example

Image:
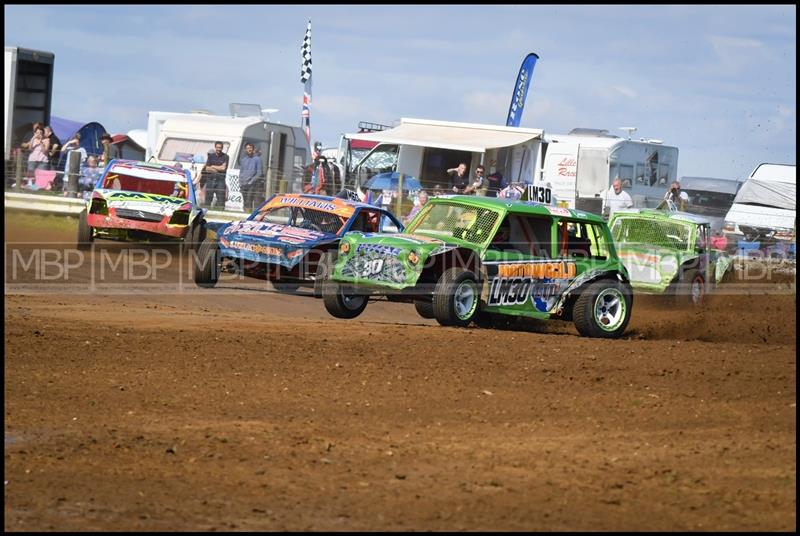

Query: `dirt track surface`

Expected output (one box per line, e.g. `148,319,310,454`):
4,213,797,531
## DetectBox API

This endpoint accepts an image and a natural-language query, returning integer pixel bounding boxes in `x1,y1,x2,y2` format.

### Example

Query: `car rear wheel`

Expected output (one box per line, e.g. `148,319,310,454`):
186,218,207,252
322,281,368,319
432,268,480,327
76,210,93,250
675,268,706,307
413,299,434,319
573,279,632,339
194,239,220,288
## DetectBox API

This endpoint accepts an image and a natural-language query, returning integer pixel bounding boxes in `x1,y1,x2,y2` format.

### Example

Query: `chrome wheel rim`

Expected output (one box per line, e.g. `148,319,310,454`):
454,280,477,320
594,288,626,331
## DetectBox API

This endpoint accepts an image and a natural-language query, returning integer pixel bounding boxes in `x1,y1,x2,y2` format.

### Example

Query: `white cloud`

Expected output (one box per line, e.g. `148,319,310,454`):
610,85,638,99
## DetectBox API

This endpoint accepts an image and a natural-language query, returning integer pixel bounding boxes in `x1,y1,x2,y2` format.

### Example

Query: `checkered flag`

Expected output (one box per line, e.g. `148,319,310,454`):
300,20,312,84
300,20,312,147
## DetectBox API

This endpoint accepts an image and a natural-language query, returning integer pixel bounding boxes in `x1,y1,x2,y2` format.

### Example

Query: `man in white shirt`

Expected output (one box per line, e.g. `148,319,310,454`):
602,177,633,219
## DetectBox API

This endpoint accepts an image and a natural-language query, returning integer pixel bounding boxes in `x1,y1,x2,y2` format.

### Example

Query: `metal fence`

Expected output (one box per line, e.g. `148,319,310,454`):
4,149,315,215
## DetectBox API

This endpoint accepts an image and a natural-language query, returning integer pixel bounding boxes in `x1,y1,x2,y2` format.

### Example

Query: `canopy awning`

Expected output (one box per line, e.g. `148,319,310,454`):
345,118,543,153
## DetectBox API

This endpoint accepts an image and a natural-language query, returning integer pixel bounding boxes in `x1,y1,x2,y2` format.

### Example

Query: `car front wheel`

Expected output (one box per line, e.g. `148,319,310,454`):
572,279,632,338
322,281,368,319
193,239,220,288
432,268,480,327
76,210,94,250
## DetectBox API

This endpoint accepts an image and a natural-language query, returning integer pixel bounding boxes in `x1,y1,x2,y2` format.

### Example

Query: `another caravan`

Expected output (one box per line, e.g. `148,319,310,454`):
540,129,679,214
723,163,796,247
149,107,310,212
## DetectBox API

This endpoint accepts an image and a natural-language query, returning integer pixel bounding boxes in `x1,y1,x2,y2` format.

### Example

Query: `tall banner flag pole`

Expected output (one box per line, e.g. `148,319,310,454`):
300,20,313,150
505,52,539,127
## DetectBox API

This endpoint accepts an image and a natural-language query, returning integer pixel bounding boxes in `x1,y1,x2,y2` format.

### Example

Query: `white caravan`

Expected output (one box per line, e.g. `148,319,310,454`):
723,163,796,245
540,129,679,214
149,107,309,211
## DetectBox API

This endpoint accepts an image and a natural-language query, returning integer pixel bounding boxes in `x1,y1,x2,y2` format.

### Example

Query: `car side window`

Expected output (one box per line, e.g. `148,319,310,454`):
557,220,608,260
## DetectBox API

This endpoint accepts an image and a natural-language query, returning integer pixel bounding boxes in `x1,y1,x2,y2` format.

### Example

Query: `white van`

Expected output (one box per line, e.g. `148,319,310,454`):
149,109,309,212
723,163,796,247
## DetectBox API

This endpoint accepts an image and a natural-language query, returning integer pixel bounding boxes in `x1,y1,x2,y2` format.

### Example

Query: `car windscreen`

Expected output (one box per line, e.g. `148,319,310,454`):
611,218,692,251
254,206,347,235
408,202,500,245
102,173,188,199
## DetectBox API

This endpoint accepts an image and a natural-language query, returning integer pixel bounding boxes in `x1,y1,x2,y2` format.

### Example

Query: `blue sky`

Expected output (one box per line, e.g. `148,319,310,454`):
5,4,796,181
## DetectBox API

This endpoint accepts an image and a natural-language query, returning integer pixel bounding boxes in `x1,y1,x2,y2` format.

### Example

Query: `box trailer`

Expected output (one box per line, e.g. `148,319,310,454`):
4,46,55,160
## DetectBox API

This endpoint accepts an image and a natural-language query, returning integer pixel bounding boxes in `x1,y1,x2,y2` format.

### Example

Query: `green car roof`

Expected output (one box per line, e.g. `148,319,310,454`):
610,208,711,227
426,195,605,223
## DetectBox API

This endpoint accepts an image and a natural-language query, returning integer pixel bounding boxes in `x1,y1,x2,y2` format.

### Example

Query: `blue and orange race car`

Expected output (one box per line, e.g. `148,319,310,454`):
77,159,207,250
193,192,404,293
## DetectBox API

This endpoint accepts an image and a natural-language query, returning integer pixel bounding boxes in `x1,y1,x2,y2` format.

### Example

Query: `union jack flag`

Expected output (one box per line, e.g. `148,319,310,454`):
300,20,312,148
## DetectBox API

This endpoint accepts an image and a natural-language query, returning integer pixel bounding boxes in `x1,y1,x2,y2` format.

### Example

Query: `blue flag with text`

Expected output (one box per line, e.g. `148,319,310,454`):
506,53,539,127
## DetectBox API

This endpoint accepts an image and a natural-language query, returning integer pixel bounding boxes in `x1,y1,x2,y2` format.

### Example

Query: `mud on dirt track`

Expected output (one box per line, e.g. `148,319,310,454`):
4,213,796,531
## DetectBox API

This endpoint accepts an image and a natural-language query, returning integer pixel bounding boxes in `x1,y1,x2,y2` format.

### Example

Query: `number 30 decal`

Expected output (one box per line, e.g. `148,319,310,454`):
359,258,384,277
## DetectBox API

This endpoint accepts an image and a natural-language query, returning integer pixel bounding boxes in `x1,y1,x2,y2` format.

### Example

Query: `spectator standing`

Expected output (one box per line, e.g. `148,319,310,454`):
498,182,524,200
661,180,689,212
403,190,429,225
26,125,50,183
201,141,230,209
485,172,506,197
464,164,486,195
602,177,633,219
60,133,87,163
43,126,60,170
58,133,87,192
99,133,121,166
239,142,264,213
446,163,470,194
432,184,445,197
19,122,44,152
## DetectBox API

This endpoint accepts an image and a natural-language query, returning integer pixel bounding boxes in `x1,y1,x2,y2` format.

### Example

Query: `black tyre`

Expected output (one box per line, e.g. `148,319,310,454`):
572,279,632,339
322,281,368,319
413,299,435,319
432,268,480,327
674,268,706,307
76,210,94,250
186,218,207,252
313,250,336,299
272,281,300,293
193,239,220,288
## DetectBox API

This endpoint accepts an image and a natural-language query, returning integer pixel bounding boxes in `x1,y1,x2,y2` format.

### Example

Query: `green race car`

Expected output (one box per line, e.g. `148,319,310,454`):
321,195,635,338
608,208,733,306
